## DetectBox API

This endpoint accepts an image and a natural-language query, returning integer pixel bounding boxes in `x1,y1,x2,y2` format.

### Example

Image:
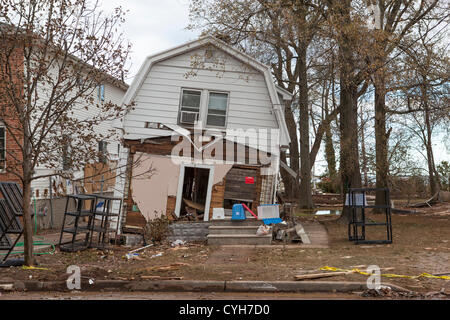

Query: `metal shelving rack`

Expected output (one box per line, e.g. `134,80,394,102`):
88,195,122,248
58,194,96,252
348,188,393,245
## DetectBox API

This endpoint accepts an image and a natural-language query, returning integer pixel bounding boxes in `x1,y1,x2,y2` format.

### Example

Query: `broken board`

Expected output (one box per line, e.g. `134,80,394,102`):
295,224,311,244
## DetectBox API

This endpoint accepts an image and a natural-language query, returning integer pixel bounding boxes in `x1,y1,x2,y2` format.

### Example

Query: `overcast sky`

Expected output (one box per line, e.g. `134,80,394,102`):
99,0,199,83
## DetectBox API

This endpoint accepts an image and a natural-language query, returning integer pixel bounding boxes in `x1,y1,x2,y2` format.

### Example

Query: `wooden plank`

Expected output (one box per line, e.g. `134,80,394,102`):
141,276,183,280
280,160,297,178
125,211,147,228
209,178,226,218
166,196,177,220
295,271,354,281
141,263,190,272
295,224,311,244
183,198,205,211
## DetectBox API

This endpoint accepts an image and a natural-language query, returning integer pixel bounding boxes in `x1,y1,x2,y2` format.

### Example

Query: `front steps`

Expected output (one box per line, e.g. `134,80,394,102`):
209,225,260,235
207,219,272,245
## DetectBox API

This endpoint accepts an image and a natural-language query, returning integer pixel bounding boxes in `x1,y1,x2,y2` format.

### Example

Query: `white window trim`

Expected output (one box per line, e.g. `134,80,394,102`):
205,90,229,129
178,88,229,130
98,84,106,103
178,88,203,126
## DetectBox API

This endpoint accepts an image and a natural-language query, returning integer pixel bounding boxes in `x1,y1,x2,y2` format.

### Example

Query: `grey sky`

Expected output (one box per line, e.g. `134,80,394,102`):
99,0,199,83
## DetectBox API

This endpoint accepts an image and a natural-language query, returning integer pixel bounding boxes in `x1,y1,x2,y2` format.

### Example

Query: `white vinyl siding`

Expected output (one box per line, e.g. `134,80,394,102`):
124,47,279,151
30,61,127,198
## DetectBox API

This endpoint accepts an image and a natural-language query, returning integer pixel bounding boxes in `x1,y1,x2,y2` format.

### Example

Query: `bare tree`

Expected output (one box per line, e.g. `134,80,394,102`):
364,0,443,210
385,7,449,198
323,0,372,220
0,0,132,266
189,0,337,209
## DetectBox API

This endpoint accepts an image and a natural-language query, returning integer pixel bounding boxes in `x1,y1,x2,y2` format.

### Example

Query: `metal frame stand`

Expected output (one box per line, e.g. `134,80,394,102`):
348,188,393,245
88,195,122,249
58,194,96,252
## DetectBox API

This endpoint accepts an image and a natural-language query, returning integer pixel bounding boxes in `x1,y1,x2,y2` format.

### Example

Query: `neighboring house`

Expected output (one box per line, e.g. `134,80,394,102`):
0,30,129,199
30,80,128,199
113,36,291,229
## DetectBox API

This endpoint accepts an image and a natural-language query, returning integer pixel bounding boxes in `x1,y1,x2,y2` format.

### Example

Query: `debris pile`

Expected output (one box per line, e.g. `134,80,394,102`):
272,221,310,244
361,287,450,299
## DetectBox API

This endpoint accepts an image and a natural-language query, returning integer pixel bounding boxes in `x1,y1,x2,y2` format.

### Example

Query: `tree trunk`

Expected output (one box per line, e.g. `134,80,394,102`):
298,46,314,209
360,104,368,187
22,124,35,266
423,83,441,196
280,101,300,200
339,81,362,221
374,66,390,210
324,125,336,178
22,178,34,266
331,0,362,221
324,89,337,180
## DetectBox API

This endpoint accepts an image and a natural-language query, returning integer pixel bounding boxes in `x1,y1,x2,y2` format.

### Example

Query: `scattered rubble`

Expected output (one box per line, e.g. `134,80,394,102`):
171,240,187,247
360,287,450,299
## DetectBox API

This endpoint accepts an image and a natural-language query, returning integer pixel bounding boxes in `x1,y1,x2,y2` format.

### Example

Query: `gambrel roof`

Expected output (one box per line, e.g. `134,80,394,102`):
120,36,291,147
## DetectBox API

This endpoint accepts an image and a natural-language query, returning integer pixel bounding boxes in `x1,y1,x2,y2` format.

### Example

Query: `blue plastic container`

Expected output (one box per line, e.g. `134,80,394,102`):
231,204,246,221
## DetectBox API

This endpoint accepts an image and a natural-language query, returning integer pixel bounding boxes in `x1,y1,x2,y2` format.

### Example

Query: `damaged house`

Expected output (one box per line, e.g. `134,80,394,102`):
113,36,291,230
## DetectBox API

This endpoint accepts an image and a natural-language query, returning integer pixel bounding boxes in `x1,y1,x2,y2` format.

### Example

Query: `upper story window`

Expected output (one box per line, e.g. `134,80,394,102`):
206,92,228,127
179,89,201,125
98,84,105,102
178,89,229,128
0,126,5,171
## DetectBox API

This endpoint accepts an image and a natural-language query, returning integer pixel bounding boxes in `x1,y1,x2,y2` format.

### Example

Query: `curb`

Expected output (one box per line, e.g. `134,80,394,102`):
1,280,410,293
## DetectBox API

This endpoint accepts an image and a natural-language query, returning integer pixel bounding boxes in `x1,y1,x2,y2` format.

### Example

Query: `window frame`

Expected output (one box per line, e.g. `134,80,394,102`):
178,88,203,126
205,90,229,128
98,84,105,102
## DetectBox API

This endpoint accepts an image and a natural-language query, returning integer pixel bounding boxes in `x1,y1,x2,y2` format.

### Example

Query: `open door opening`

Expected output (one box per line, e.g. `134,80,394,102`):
180,167,210,221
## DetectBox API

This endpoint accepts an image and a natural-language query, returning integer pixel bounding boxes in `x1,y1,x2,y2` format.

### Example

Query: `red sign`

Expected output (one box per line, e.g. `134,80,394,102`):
245,177,255,184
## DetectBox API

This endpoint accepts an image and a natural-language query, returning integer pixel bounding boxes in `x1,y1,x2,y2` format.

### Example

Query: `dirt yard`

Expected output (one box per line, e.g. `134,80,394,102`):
1,202,449,296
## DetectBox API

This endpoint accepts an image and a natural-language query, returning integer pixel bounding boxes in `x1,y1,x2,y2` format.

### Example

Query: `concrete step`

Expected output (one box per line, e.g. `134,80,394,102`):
208,225,260,235
207,234,272,245
210,219,262,227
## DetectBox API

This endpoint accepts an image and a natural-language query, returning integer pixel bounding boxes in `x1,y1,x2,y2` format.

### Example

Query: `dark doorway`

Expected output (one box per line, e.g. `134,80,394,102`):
180,167,210,219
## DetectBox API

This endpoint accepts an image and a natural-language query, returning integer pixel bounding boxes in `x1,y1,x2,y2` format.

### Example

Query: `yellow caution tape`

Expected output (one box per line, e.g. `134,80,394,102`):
22,266,50,271
320,266,450,280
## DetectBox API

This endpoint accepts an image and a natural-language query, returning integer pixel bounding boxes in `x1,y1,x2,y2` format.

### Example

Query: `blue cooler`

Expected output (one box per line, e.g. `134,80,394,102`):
231,204,246,221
